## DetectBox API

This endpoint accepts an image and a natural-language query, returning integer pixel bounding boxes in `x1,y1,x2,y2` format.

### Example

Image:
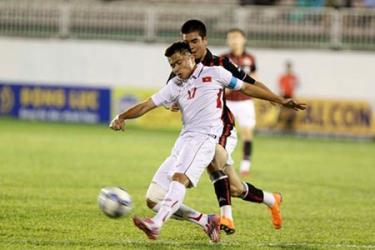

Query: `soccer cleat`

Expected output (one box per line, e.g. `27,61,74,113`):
133,216,160,240
269,192,283,230
203,214,221,243
240,160,251,177
220,216,235,235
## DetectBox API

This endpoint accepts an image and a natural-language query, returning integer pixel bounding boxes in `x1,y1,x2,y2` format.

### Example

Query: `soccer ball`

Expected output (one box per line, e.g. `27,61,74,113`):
98,187,132,218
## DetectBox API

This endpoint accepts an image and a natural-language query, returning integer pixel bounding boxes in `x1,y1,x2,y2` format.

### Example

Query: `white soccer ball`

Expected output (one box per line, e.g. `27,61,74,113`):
98,187,132,218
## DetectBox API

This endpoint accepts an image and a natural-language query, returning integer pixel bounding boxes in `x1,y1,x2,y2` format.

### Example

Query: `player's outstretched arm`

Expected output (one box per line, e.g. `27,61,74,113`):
239,84,306,111
240,83,282,104
248,80,281,106
254,80,273,95
222,56,273,95
109,98,157,131
280,98,307,111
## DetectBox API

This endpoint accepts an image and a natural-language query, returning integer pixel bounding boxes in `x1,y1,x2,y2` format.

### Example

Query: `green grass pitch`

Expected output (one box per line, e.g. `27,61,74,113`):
0,118,374,250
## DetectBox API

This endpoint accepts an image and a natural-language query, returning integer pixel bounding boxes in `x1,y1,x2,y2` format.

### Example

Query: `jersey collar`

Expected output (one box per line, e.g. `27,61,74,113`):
200,49,214,65
190,63,204,80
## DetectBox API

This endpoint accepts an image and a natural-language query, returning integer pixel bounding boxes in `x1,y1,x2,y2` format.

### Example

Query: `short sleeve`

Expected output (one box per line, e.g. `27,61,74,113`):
216,67,244,90
151,80,178,107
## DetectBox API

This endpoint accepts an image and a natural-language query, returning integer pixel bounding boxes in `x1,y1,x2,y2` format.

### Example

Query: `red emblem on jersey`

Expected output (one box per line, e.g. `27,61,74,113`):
202,76,212,83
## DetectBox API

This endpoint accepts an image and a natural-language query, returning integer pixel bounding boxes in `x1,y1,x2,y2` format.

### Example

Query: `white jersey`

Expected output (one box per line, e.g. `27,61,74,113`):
151,63,244,138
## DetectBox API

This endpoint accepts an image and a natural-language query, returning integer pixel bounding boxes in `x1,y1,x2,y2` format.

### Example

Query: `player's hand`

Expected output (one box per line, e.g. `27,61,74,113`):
169,103,180,112
282,98,307,111
109,115,125,131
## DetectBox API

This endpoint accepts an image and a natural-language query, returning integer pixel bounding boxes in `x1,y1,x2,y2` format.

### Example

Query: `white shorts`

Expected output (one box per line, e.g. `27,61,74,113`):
226,100,256,128
149,132,216,190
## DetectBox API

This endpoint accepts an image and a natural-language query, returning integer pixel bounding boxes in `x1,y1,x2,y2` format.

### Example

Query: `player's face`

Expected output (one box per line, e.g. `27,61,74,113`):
227,31,246,53
168,52,196,80
182,32,208,61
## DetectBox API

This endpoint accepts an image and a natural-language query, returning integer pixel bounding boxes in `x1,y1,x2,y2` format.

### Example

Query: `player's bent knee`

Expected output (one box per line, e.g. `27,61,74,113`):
207,157,226,174
209,169,227,183
171,173,190,187
212,144,228,170
145,182,167,207
206,145,228,175
207,162,218,173
146,199,157,209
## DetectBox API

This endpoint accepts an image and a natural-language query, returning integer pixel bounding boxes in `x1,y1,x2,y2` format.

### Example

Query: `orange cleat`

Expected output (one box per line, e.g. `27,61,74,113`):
269,192,283,229
220,216,235,235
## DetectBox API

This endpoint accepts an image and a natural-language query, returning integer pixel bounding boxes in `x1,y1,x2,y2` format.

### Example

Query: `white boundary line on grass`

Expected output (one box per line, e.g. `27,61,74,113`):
124,240,375,249
267,243,375,249
3,239,375,249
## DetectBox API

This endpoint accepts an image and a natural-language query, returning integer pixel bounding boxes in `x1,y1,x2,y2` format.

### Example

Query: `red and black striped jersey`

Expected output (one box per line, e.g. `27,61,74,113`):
167,49,255,84
221,51,257,101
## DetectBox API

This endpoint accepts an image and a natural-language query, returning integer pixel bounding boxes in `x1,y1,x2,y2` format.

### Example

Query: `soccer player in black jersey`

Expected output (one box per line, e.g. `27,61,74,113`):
146,19,305,234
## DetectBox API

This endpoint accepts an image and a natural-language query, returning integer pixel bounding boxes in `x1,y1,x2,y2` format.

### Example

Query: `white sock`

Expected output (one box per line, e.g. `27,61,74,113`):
151,202,161,213
220,205,233,220
179,204,208,227
263,191,276,207
177,204,208,228
152,202,208,228
240,160,251,172
152,181,186,228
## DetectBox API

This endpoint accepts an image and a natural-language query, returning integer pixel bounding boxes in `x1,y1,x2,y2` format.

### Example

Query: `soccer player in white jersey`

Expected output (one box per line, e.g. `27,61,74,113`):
110,42,306,242
157,20,306,234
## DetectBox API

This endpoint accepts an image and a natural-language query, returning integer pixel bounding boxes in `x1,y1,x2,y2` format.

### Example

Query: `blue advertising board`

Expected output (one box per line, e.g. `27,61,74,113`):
0,81,111,124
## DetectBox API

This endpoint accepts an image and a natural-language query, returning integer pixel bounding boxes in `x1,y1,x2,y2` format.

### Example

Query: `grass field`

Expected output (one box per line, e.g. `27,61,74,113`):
0,118,374,250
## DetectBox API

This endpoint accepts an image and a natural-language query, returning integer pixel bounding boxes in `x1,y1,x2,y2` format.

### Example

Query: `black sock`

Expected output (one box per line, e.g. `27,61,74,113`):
210,170,231,207
241,182,263,203
243,140,252,161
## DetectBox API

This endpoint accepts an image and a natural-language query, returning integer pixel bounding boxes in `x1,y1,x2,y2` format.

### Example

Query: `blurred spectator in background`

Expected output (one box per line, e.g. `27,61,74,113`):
325,0,346,8
297,0,325,7
279,61,298,99
363,0,375,7
100,0,374,8
277,61,299,132
239,0,375,8
222,28,257,176
343,0,353,7
240,0,277,5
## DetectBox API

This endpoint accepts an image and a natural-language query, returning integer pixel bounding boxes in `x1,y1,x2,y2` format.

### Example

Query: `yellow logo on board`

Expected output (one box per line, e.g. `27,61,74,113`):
0,86,15,114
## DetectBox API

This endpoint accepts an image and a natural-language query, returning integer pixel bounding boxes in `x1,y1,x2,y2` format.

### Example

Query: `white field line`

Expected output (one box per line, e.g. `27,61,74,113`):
123,240,375,249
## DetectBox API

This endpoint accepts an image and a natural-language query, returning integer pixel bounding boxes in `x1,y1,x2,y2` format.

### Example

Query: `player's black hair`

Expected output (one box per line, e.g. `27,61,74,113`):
227,28,246,38
164,41,192,57
181,19,207,38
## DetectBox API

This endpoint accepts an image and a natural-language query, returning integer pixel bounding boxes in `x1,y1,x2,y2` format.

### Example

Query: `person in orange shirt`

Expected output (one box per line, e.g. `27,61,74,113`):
279,61,299,99
278,61,299,130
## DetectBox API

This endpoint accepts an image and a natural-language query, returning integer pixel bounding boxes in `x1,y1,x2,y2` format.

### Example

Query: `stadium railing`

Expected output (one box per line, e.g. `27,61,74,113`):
0,0,374,50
